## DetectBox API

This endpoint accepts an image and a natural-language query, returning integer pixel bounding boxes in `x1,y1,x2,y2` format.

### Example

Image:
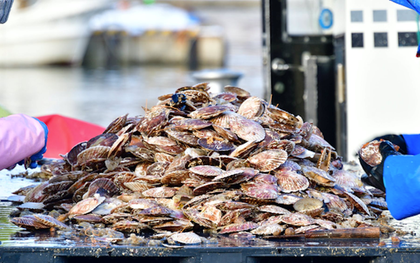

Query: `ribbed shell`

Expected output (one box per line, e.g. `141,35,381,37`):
229,112,266,142
142,187,178,198
33,214,70,230
280,213,314,226
275,169,309,193
69,195,106,216
189,105,231,119
219,222,259,234
237,96,265,119
241,182,278,200
189,165,224,177
247,149,287,172
251,224,284,236
170,232,202,244
302,166,336,187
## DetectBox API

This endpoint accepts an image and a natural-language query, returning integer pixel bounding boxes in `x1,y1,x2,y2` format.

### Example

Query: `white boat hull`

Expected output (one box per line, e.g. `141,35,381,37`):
0,0,113,66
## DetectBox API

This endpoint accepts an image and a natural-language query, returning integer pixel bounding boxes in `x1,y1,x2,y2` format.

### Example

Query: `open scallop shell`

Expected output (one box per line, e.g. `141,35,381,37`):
170,232,202,244
275,169,309,193
247,149,287,172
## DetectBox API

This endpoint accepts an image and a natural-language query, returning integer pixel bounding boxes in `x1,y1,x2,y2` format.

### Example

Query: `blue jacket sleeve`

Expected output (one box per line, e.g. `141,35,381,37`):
383,153,420,220
402,134,420,155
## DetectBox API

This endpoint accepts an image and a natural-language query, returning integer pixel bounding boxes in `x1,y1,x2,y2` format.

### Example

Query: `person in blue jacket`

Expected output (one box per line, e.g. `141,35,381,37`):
359,0,420,220
359,135,420,220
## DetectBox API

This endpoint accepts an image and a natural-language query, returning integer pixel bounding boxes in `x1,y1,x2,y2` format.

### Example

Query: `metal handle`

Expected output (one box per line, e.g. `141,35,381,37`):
271,58,302,73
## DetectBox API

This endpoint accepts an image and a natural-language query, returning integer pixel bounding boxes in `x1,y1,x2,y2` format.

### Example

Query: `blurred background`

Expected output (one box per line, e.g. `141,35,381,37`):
1,0,420,160
0,0,263,126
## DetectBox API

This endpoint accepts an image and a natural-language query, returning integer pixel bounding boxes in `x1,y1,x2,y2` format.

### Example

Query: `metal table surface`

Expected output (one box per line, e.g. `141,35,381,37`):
2,168,420,263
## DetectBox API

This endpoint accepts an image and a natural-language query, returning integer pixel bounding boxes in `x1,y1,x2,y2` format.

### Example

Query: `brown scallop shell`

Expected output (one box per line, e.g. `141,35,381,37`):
166,129,199,146
193,181,227,196
171,117,213,131
237,96,265,119
161,170,190,186
146,162,169,177
302,166,336,187
280,213,315,226
219,222,259,234
198,137,236,152
123,181,155,193
85,178,119,198
66,142,87,166
241,182,278,200
33,214,70,230
212,169,246,184
189,105,231,119
229,140,258,159
275,169,309,193
344,192,371,215
24,181,49,203
247,149,287,172
189,165,224,177
142,186,178,198
275,194,303,205
224,86,251,99
69,195,106,216
258,205,291,215
228,112,266,142
76,145,110,167
251,224,284,236
42,181,73,195
213,92,238,103
10,215,50,230
321,192,348,213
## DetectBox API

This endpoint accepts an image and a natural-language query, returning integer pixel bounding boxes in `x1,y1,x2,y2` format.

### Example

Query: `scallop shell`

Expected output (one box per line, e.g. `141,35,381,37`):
212,124,240,142
251,224,284,236
137,205,173,216
76,145,110,167
213,92,238,103
275,194,302,205
302,166,336,187
237,96,265,119
85,178,119,198
258,205,291,215
189,105,231,119
189,165,224,177
247,149,287,172
275,169,309,193
241,182,278,200
87,133,119,148
321,192,348,213
198,138,236,152
229,140,258,158
293,198,324,217
146,162,169,177
344,192,371,215
33,214,70,230
219,222,259,234
212,169,246,184
170,232,202,244
166,129,199,146
228,112,266,142
224,86,251,99
69,195,106,216
128,198,158,210
42,181,73,195
193,182,227,196
171,118,213,131
161,170,190,186
142,187,178,198
280,213,315,226
123,181,155,193
10,215,50,230
253,173,278,184
66,142,87,166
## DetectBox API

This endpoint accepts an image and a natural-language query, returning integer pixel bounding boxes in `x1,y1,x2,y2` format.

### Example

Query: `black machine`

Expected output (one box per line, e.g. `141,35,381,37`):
262,0,347,159
0,0,13,24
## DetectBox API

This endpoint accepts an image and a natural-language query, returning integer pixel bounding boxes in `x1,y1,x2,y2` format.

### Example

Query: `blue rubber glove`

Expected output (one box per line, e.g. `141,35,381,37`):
383,147,420,220
17,118,48,169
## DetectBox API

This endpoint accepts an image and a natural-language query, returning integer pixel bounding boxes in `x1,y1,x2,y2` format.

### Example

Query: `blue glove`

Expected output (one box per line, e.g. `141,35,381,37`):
18,118,48,169
383,147,420,220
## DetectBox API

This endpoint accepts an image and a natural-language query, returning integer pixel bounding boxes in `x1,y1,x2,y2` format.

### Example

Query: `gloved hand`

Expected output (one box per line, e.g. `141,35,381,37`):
360,141,402,192
17,117,48,169
372,134,407,154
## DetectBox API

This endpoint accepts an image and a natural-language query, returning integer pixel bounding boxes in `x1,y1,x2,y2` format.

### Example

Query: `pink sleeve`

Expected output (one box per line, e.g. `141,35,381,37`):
0,114,46,170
